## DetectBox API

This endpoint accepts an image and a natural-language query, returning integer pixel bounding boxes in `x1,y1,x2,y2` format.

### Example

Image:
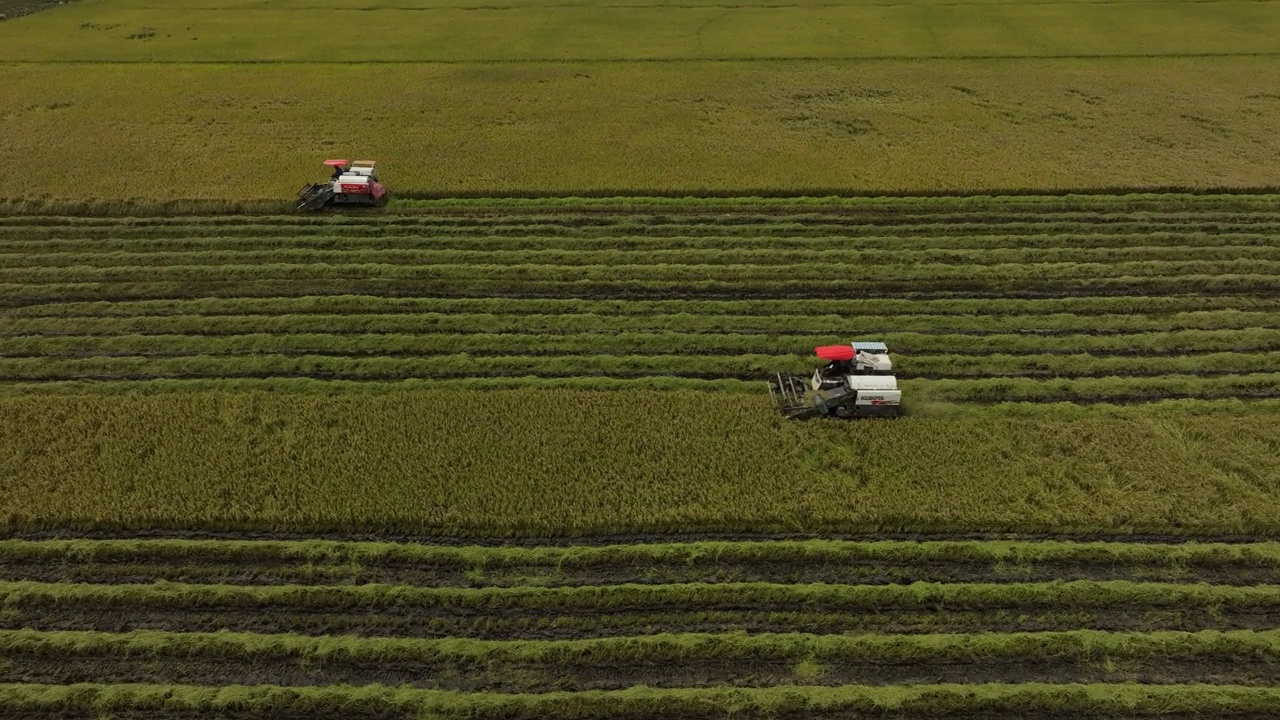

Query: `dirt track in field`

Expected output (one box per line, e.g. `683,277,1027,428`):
0,711,416,720
5,652,1277,692
6,604,1275,640
2,554,1277,588
8,528,1277,545
2,711,1277,720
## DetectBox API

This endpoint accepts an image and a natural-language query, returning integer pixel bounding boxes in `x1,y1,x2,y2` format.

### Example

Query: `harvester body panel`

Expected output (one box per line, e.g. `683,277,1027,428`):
815,345,856,361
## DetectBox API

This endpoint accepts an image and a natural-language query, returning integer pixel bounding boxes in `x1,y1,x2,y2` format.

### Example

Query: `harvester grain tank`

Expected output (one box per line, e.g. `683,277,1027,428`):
297,159,387,210
768,342,902,419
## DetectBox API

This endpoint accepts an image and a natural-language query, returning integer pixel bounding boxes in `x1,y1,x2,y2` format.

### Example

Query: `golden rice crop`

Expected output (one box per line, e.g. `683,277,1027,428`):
1,58,1278,200
7,0,1278,63
3,390,1279,536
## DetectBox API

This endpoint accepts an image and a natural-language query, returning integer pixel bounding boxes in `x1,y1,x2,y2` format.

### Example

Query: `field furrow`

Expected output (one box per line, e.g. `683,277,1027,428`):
2,629,1278,690
5,603,1278,641
8,294,1280,318
4,259,1273,285
2,681,1280,720
4,355,1278,401
1,539,1276,587
2,580,1276,640
6,275,1279,305
6,231,1280,256
10,245,1280,270
9,310,1277,337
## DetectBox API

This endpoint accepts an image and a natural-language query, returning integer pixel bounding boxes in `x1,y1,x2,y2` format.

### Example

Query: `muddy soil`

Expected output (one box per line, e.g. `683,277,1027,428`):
3,652,1278,691
8,282,1270,311
4,605,1275,640
0,710,411,720
0,706,1276,720
7,528,1275,545
3,556,1276,588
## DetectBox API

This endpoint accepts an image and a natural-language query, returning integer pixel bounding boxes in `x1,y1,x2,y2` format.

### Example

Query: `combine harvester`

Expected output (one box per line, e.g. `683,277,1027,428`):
297,159,388,211
769,342,902,419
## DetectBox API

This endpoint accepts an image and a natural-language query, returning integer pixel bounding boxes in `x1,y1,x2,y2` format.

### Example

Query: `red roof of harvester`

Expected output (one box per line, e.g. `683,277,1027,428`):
323,159,349,167
814,345,855,361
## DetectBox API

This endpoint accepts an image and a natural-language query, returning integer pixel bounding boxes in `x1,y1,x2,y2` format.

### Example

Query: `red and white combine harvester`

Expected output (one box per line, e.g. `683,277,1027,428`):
297,159,387,211
769,342,902,419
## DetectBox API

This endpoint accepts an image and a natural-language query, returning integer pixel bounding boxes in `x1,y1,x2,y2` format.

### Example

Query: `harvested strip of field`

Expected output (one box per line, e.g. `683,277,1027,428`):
11,245,1280,269
2,196,1279,401
5,362,1279,404
3,259,1271,286
9,232,1280,256
3,580,1277,639
4,196,1280,537
8,294,1279,318
4,348,1280,383
3,681,1280,720
8,276,1279,305
3,628,1279,690
3,538,1277,587
10,311,1278,337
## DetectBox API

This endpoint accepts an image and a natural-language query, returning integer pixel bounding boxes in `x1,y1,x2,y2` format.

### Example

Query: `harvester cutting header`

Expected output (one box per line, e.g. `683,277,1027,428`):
769,342,902,419
297,159,387,211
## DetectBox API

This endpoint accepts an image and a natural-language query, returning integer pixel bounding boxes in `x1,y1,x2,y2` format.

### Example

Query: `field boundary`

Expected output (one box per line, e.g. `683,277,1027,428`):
3,190,1280,217
4,529,1277,544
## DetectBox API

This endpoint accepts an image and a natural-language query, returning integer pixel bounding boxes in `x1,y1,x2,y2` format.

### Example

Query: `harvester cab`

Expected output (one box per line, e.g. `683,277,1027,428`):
769,342,902,419
297,159,388,211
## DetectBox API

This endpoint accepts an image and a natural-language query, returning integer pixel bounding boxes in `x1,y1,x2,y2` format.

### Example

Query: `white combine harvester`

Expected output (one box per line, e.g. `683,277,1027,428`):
768,342,902,419
297,159,388,211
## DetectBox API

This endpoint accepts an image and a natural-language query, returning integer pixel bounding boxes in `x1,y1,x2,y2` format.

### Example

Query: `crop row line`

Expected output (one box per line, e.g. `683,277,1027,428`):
7,226,1280,248
5,319,1274,345
6,192,1278,214
7,375,1280,403
9,245,1279,270
4,354,1279,386
8,294,1276,319
2,681,1280,719
2,350,1277,382
7,189,1279,207
14,222,1280,248
0,537,1275,588
4,258,1276,283
7,277,1278,305
1,627,1277,672
6,231,1280,255
5,207,1280,228
4,579,1278,611
7,206,1280,224
5,537,1277,570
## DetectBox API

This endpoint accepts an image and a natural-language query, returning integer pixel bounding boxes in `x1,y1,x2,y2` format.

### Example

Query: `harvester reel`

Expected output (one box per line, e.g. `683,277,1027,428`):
297,183,333,212
768,372,821,420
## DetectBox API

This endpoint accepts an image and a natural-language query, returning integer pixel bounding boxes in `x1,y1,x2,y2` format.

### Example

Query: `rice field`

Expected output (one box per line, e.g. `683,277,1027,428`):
2,0,1279,198
3,194,1279,540
1,536,1279,718
4,0,1280,709
3,198,1280,715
